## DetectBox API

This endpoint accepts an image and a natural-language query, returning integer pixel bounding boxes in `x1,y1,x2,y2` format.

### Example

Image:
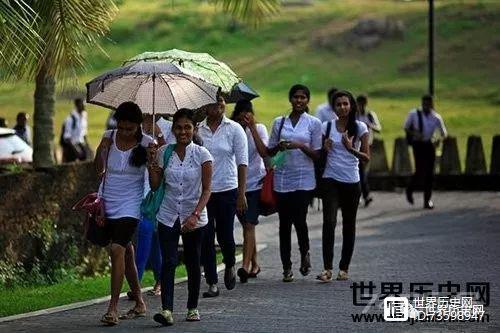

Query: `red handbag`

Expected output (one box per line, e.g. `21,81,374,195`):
259,168,277,216
72,132,113,246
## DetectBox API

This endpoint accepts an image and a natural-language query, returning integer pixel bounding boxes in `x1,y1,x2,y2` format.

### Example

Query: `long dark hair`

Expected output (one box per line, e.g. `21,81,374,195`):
231,99,253,122
114,102,147,167
288,84,311,113
332,90,358,140
172,108,203,145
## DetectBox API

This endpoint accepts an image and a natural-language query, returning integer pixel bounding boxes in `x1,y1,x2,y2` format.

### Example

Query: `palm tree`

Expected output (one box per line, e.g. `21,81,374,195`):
2,0,118,169
1,0,278,168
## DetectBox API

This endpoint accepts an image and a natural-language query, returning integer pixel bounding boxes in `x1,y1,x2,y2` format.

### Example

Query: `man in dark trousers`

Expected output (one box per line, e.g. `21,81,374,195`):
404,95,447,209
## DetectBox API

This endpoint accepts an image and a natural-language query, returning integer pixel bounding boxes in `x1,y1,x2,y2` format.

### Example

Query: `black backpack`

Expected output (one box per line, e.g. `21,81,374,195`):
60,114,77,145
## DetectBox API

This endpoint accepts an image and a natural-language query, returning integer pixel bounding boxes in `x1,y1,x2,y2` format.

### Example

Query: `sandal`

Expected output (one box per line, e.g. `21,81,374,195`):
248,266,261,278
147,288,161,296
316,269,333,283
119,308,146,320
101,312,118,326
186,308,200,321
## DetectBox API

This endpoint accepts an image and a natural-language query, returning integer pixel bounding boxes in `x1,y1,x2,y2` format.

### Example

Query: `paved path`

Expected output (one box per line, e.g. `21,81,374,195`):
1,192,499,332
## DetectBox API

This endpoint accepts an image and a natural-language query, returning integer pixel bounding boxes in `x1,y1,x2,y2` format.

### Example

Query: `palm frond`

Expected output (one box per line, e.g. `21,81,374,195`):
20,0,118,84
213,0,280,26
0,0,43,80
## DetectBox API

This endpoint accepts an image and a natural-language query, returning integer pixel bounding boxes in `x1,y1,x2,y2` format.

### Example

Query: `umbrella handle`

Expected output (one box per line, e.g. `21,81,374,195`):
152,73,156,140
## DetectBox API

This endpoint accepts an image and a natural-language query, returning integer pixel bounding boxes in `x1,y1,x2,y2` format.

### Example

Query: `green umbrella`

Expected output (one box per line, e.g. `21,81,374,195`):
124,49,241,94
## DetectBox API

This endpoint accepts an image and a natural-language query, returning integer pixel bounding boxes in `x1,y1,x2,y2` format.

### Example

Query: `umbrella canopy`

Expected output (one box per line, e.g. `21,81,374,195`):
223,81,259,103
124,49,241,94
86,61,219,115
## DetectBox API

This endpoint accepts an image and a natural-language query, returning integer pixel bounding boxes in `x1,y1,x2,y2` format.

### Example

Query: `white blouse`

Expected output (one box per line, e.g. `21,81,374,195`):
156,142,213,229
99,130,154,219
322,120,369,183
197,116,248,193
245,124,268,192
268,112,322,193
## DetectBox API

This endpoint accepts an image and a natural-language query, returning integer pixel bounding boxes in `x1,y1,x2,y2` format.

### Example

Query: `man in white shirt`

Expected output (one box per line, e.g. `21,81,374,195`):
315,87,339,123
198,96,248,297
60,98,87,162
404,94,447,209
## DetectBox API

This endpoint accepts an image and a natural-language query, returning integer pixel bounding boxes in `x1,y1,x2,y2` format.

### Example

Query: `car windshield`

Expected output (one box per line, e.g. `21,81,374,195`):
0,134,30,157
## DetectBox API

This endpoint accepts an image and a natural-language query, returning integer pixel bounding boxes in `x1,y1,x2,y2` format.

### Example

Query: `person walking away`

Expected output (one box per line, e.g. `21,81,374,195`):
267,84,322,282
355,94,381,207
198,95,248,297
404,94,447,209
317,90,370,282
315,87,339,123
95,102,150,326
231,100,268,282
13,112,32,146
61,98,87,162
148,109,213,325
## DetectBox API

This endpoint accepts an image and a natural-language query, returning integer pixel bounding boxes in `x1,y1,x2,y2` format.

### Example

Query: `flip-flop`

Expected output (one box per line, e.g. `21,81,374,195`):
101,313,119,326
147,289,161,296
248,267,261,278
119,308,146,320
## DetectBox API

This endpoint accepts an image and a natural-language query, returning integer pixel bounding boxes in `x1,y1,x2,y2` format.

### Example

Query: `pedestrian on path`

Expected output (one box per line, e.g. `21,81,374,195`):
148,109,213,325
13,112,32,146
198,95,248,297
404,94,447,209
355,94,381,207
267,84,322,282
126,114,166,300
317,90,370,282
94,102,151,325
315,87,338,123
60,98,88,163
231,100,269,283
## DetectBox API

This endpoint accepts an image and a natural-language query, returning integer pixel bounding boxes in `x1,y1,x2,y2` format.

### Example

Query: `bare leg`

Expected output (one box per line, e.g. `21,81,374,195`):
251,237,259,272
242,224,256,272
107,244,126,316
124,243,146,311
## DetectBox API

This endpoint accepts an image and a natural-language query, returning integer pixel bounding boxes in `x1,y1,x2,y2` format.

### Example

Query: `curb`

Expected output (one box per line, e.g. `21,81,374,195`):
0,243,268,323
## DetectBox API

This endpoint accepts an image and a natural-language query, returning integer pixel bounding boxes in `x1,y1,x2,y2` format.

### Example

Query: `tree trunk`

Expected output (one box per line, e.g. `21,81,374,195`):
33,64,56,169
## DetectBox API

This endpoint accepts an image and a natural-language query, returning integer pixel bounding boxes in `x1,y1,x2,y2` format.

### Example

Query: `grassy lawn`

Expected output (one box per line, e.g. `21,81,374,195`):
0,0,498,167
0,252,224,318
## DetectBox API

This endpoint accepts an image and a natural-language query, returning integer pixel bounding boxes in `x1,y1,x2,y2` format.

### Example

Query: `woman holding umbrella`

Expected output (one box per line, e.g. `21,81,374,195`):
95,102,151,325
148,109,213,325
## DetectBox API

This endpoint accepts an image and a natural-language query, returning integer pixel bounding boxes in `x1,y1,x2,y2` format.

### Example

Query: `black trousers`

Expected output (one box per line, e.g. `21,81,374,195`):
408,141,435,202
276,190,311,271
201,189,237,285
158,221,204,311
321,179,361,271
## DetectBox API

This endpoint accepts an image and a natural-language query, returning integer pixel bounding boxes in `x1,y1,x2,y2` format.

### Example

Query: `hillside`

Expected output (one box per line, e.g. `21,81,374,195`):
1,0,499,166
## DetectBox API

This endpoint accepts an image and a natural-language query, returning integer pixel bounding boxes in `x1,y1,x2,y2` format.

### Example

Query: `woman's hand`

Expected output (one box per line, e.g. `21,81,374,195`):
341,132,354,151
324,138,333,151
236,192,248,215
181,214,198,233
286,141,304,150
242,113,256,129
147,143,159,168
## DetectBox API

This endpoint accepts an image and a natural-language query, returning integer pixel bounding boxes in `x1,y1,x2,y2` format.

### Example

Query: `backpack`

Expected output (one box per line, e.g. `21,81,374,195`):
60,113,78,145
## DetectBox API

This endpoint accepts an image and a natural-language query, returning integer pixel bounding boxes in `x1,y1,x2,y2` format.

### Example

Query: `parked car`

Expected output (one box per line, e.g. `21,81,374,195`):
0,127,33,163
